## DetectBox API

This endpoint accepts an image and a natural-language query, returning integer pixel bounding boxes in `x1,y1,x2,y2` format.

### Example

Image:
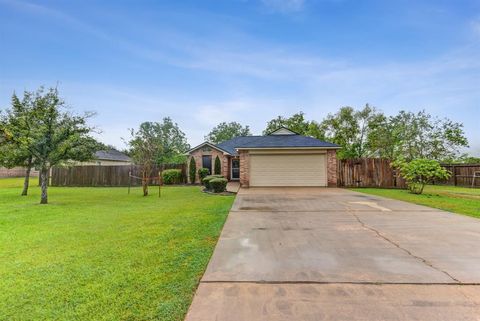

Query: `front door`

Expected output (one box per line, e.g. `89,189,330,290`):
231,159,240,180
202,155,212,174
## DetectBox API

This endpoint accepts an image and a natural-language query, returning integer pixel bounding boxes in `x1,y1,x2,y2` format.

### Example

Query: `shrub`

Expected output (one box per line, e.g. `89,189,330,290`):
202,175,224,190
214,156,221,175
209,178,228,193
393,158,450,194
162,169,183,185
189,158,196,184
198,168,209,181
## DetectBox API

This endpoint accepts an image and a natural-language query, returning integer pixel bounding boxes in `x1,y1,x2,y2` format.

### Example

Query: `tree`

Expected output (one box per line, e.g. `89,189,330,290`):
320,105,385,159
454,154,480,164
24,87,97,204
214,155,221,175
128,122,164,196
126,118,189,194
0,91,38,196
127,118,189,165
156,117,190,164
393,159,450,194
372,110,468,161
263,112,324,139
205,122,251,144
365,113,400,160
189,157,196,184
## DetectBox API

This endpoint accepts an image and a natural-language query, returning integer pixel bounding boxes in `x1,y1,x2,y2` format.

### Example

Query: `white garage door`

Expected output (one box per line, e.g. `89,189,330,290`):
249,153,327,187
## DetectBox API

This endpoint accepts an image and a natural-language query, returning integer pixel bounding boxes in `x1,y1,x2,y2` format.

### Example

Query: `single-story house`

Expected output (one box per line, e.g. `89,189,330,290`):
187,127,340,187
0,166,39,178
80,149,132,166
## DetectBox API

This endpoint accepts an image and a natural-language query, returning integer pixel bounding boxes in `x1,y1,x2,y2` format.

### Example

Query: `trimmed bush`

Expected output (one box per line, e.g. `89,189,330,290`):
393,158,450,194
162,169,183,185
214,156,221,175
189,158,196,184
210,178,228,193
198,168,209,181
202,175,224,190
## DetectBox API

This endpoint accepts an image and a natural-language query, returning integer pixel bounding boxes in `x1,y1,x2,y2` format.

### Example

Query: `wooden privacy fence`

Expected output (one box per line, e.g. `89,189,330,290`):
51,164,186,187
337,158,406,188
436,164,480,187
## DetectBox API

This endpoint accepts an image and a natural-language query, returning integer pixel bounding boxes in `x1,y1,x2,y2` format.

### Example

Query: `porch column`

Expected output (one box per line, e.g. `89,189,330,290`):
222,155,229,179
239,150,250,187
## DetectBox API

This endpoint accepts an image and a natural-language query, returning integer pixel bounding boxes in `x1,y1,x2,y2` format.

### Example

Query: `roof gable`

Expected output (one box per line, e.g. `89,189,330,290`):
268,127,298,135
186,142,232,155
95,150,131,162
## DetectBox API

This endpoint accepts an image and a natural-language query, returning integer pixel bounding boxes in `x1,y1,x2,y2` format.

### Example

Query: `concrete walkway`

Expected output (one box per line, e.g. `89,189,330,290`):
226,181,240,193
185,188,480,320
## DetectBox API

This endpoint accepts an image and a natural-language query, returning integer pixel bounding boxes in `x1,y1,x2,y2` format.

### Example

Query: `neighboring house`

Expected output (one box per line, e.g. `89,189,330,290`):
81,149,132,166
187,127,340,187
0,167,39,178
0,150,131,178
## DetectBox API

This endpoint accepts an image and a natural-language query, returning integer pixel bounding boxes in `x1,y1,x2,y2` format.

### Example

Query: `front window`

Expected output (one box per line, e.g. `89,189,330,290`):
202,155,212,174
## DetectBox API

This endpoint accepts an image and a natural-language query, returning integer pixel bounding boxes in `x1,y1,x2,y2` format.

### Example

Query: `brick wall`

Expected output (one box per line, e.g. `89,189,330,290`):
222,155,229,179
327,149,337,187
239,150,250,187
188,147,228,183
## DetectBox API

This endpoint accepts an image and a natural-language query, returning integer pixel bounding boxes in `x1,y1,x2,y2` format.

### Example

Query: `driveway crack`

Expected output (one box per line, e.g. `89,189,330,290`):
350,211,462,284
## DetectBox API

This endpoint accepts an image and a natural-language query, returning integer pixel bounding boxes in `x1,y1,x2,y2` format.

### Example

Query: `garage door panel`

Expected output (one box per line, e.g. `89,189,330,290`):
250,154,326,187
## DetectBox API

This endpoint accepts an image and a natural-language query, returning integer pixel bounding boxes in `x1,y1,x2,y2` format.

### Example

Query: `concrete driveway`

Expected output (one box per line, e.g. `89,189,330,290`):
185,188,480,321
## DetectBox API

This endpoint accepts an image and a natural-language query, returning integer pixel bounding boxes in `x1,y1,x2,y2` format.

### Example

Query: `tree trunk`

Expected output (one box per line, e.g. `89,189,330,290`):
21,161,32,196
142,171,148,196
40,168,49,204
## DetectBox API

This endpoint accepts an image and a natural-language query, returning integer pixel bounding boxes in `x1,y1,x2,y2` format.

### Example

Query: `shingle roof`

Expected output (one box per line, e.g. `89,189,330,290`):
95,150,131,162
216,135,340,156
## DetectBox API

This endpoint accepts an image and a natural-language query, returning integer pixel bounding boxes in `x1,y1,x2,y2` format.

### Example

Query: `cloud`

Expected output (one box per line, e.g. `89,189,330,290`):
261,0,305,13
471,18,480,37
0,0,110,39
1,0,479,155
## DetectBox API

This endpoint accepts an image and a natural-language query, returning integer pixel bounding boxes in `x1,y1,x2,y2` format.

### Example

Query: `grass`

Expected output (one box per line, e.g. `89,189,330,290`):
0,178,234,321
352,184,480,219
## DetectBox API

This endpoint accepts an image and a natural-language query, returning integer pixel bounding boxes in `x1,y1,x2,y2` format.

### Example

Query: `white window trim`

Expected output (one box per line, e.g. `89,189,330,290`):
230,158,240,181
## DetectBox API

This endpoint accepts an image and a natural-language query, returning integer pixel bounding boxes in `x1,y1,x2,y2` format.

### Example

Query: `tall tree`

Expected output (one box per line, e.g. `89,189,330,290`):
156,117,190,164
371,110,468,161
0,91,37,196
365,113,400,160
127,118,189,195
320,105,384,159
128,122,164,196
23,87,98,204
263,112,324,139
205,122,251,144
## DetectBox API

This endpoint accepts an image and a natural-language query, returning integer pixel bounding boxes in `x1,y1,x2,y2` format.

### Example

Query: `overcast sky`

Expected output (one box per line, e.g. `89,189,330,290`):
1,0,479,155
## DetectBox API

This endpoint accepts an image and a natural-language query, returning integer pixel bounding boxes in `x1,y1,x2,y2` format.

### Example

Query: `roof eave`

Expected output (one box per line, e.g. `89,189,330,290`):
235,146,341,150
96,158,132,162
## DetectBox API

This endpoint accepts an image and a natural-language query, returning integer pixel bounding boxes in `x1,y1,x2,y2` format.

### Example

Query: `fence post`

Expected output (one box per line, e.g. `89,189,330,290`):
453,165,457,186
128,171,131,194
158,170,162,198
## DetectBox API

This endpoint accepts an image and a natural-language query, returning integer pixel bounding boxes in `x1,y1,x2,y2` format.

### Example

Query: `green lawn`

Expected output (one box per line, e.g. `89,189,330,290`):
0,178,234,321
352,185,480,218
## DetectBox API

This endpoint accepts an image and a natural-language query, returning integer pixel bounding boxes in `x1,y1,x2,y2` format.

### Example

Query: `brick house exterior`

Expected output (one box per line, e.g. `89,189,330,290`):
327,149,337,187
238,150,250,187
187,128,340,187
188,146,230,183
